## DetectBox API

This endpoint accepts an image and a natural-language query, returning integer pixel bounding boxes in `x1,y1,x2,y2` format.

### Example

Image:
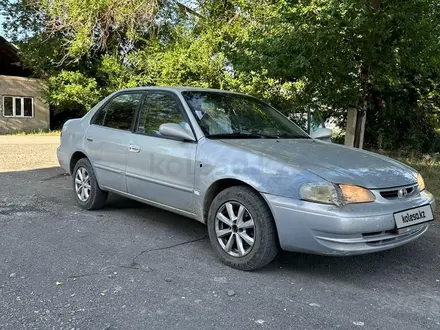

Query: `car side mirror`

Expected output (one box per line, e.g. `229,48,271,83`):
310,128,332,141
159,123,196,142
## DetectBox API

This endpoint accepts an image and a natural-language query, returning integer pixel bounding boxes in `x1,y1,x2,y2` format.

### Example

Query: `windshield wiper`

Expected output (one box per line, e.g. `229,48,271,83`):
207,132,309,139
274,134,310,139
207,132,276,139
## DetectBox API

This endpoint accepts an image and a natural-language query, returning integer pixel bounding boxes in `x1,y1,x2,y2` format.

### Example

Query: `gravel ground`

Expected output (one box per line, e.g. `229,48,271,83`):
0,136,60,172
0,137,439,330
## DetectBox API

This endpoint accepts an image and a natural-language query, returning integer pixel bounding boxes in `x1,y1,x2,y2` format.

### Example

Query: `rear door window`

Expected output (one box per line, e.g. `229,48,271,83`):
92,93,143,130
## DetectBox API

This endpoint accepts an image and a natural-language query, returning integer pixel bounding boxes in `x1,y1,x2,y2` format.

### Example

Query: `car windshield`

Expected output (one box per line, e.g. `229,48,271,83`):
182,91,309,139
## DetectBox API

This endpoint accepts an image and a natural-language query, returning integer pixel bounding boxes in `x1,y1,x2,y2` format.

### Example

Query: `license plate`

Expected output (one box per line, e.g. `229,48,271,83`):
394,205,434,229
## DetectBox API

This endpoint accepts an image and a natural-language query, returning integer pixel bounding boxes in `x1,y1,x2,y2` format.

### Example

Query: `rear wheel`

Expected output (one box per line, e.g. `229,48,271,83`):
207,186,279,271
73,158,107,210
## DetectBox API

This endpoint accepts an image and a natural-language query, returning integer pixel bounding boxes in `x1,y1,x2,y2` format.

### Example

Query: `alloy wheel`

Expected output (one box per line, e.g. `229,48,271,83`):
215,201,255,257
75,167,91,202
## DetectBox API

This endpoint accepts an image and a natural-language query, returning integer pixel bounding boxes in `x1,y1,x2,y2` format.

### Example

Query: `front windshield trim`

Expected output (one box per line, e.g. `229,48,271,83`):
181,91,310,140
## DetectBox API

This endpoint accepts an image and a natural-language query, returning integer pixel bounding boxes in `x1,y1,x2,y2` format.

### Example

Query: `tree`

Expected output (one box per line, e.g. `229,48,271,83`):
1,0,287,116
0,0,198,112
225,0,440,150
2,0,440,151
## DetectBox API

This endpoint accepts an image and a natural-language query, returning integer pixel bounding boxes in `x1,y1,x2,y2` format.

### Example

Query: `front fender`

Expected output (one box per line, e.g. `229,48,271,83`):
195,138,323,204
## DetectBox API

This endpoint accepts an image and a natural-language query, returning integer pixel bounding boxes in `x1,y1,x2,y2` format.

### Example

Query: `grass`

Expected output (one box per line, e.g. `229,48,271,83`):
376,150,440,219
5,129,61,136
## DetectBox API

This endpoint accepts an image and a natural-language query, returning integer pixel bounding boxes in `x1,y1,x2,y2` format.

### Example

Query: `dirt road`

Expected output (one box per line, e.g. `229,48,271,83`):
0,136,60,172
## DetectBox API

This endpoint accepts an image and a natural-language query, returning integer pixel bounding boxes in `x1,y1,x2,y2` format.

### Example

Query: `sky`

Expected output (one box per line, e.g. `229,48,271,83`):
0,14,4,35
0,1,200,38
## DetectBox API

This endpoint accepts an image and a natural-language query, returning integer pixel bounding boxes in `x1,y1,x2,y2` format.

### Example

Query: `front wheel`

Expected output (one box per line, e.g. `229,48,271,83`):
207,186,279,271
72,158,108,210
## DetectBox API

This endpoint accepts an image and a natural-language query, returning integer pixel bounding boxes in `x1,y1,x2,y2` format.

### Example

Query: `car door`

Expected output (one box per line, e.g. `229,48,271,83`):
85,92,143,192
126,91,197,214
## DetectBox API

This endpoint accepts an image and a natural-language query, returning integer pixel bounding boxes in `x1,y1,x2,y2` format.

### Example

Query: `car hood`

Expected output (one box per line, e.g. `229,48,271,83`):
220,139,417,189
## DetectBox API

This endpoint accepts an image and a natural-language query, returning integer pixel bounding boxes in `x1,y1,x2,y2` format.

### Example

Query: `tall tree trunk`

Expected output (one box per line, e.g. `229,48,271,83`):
354,65,369,148
353,0,380,149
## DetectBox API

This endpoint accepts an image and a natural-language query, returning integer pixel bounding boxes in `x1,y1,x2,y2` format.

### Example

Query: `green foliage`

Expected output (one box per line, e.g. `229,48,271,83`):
224,0,440,151
364,83,440,152
37,0,162,57
230,1,440,105
2,0,440,152
44,71,101,113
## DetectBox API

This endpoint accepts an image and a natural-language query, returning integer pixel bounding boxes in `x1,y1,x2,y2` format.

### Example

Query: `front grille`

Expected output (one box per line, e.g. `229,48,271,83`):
362,230,390,237
362,226,426,246
379,186,415,199
362,229,396,238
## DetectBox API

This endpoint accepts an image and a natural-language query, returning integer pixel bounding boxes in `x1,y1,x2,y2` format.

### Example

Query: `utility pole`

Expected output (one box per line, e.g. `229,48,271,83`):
345,0,379,149
353,109,366,149
345,107,366,149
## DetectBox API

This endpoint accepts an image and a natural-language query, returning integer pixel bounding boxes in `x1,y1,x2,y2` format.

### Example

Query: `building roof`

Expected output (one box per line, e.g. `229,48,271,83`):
0,36,32,77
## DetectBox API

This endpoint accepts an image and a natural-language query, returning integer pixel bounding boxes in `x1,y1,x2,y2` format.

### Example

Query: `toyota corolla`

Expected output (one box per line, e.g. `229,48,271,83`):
57,87,435,270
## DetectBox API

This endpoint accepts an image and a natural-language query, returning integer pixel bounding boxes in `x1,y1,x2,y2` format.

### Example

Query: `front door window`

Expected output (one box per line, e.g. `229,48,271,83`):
136,93,186,136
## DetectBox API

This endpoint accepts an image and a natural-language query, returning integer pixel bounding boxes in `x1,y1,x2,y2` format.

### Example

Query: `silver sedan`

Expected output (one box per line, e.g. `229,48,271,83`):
57,87,435,270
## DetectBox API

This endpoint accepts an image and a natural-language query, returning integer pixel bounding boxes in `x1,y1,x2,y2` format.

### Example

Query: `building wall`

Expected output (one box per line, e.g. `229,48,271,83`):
0,75,49,134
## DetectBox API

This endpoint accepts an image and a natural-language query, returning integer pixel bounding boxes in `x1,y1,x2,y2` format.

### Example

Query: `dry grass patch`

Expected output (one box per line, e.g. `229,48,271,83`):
5,130,61,136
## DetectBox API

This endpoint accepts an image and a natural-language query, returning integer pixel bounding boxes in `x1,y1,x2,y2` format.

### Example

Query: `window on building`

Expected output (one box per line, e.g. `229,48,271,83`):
2,96,34,118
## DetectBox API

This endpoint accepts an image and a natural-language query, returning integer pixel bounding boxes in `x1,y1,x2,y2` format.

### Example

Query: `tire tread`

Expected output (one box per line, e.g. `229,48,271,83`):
207,185,279,271
73,158,108,210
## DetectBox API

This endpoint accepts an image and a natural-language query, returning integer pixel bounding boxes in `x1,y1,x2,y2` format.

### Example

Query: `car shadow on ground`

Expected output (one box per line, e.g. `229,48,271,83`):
262,229,439,287
2,166,438,286
105,194,146,209
101,192,438,287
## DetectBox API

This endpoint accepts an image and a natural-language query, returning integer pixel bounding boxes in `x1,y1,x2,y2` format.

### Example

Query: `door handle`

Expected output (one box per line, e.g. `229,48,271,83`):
86,137,93,142
128,144,141,153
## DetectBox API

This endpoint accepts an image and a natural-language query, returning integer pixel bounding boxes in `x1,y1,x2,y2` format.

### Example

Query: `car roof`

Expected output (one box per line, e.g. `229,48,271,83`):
117,86,246,96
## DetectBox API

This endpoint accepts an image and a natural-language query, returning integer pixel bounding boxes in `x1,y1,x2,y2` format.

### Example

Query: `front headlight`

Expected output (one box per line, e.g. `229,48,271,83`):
299,183,339,205
299,183,375,205
339,184,375,204
417,173,425,191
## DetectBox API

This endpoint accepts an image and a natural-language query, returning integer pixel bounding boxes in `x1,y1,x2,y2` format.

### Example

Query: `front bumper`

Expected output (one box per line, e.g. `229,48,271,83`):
263,190,435,256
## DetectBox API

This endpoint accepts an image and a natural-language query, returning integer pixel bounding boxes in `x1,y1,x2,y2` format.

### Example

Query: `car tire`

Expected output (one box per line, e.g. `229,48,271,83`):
207,186,279,271
72,158,108,210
